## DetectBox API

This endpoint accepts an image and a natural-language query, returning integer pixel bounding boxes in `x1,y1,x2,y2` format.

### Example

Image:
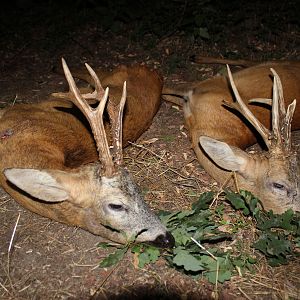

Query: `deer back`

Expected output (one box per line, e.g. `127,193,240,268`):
184,62,300,147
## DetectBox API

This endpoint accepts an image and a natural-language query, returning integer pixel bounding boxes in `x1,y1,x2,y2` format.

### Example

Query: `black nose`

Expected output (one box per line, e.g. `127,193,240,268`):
151,231,175,248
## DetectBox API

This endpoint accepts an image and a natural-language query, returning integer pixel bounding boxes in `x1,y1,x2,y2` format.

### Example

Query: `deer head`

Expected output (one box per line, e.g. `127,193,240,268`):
4,59,174,247
200,66,299,213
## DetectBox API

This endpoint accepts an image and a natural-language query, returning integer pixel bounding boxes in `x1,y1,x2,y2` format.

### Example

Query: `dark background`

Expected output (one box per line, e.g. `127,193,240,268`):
1,0,299,70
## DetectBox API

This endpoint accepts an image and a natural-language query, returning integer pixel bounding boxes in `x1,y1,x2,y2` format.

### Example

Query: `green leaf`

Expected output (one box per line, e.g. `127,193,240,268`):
131,244,161,268
232,255,257,270
177,209,195,219
138,248,160,268
201,256,232,283
253,231,292,266
215,204,225,216
225,191,250,215
99,247,128,268
172,227,193,246
192,192,214,211
131,244,143,253
138,252,150,268
280,209,296,230
159,211,180,226
173,249,205,272
256,209,296,231
146,247,160,261
239,190,260,215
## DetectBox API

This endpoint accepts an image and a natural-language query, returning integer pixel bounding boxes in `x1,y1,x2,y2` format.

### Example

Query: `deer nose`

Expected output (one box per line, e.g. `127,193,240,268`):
151,231,175,248
287,189,298,198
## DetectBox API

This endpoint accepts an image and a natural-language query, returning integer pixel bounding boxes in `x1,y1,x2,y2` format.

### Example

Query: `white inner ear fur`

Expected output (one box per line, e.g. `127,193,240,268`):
199,136,248,171
4,168,69,202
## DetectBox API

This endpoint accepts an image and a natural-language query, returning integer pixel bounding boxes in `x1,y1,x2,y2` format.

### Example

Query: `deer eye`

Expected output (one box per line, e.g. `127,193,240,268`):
108,203,125,211
272,182,285,190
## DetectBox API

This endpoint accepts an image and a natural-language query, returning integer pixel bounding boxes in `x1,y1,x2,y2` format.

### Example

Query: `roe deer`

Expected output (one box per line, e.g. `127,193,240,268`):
163,62,300,213
1,59,174,247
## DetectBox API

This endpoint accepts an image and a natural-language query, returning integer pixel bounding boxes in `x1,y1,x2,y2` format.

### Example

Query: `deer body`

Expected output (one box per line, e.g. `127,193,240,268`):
1,61,174,246
164,62,300,213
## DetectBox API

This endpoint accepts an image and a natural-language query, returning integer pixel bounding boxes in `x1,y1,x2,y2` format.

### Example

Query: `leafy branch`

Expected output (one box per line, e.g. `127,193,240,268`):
98,190,300,283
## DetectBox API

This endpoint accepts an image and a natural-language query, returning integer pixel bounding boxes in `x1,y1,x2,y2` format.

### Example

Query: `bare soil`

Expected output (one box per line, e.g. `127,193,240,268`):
0,3,300,299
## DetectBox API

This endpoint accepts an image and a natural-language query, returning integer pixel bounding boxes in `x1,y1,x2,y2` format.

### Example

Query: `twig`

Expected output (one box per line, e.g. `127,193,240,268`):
0,281,9,294
191,237,219,298
192,56,257,67
191,237,217,260
238,287,253,300
11,94,18,107
249,278,287,292
128,141,166,160
209,173,233,209
90,263,120,299
4,213,21,297
8,213,20,253
233,171,240,192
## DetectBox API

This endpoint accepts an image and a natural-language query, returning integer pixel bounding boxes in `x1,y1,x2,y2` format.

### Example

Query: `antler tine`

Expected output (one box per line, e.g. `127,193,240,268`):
270,68,296,152
285,100,296,151
271,68,286,115
248,98,272,106
107,82,127,166
115,81,127,165
224,65,272,149
270,69,282,147
52,62,105,101
84,62,106,100
61,58,115,176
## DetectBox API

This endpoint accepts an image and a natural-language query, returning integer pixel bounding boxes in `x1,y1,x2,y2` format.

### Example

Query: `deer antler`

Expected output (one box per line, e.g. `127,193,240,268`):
61,58,126,176
223,65,272,148
107,82,127,166
270,68,296,152
223,65,296,155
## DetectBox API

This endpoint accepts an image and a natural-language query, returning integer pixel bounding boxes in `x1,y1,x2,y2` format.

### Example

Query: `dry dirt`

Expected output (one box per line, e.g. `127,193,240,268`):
1,4,300,300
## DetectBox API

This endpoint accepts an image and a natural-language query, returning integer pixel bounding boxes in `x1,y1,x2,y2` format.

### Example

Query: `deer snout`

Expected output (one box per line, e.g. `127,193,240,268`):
288,189,298,198
150,231,175,248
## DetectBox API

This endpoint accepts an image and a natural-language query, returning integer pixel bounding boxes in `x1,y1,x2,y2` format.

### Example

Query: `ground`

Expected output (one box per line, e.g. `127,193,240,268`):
0,1,299,299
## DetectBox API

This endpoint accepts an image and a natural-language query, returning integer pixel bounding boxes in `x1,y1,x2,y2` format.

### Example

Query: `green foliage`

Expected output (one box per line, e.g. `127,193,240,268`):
225,189,260,216
253,233,291,266
131,244,160,268
99,247,128,268
203,256,232,284
172,248,205,272
98,190,300,283
225,190,300,266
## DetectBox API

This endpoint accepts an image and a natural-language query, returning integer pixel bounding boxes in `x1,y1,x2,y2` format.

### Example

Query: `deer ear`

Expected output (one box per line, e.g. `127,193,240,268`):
199,136,249,172
4,168,69,202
